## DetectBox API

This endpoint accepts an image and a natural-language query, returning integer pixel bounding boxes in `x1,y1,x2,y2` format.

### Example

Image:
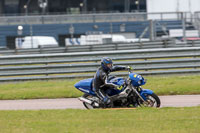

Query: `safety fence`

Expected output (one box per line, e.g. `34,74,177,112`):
1,40,200,55
0,12,190,25
0,47,200,82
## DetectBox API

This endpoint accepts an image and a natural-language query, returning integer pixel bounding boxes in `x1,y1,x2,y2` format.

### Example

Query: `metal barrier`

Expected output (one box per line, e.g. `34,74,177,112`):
1,40,200,55
0,47,200,82
1,40,170,55
0,12,187,25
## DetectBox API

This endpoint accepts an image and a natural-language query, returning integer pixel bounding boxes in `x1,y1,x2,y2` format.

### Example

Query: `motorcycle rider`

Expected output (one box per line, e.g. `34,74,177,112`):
93,57,129,108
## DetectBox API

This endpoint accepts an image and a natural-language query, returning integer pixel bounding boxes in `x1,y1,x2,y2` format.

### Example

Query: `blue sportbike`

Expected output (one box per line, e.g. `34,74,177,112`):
74,68,161,109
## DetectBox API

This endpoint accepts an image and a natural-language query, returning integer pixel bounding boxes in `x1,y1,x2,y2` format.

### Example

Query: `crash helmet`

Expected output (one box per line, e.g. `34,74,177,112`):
101,57,113,71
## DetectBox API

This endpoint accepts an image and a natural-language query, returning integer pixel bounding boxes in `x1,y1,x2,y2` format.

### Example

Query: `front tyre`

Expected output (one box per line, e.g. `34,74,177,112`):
137,93,161,108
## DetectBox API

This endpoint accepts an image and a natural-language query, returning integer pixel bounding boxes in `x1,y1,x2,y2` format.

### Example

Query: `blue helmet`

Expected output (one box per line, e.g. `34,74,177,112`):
101,57,113,71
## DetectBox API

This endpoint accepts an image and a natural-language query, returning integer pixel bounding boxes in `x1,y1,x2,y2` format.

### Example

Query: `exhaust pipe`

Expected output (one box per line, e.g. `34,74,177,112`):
79,97,99,107
79,97,92,104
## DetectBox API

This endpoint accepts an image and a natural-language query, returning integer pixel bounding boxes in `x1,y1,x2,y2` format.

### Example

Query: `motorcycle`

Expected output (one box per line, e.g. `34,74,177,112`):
74,68,161,109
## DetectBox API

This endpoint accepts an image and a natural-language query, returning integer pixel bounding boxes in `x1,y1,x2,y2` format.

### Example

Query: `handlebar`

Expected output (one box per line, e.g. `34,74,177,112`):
127,66,133,74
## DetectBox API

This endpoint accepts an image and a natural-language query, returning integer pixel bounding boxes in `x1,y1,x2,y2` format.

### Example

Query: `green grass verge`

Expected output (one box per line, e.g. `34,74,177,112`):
143,74,200,95
0,107,199,133
0,75,200,100
0,79,83,100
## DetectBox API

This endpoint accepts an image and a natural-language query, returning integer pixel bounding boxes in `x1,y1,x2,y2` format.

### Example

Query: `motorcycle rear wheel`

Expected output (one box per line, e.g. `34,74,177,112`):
137,93,161,108
82,94,95,109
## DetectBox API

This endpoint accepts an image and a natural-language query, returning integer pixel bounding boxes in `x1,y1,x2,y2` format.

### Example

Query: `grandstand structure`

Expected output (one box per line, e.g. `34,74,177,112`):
0,12,190,49
0,0,198,49
0,0,146,15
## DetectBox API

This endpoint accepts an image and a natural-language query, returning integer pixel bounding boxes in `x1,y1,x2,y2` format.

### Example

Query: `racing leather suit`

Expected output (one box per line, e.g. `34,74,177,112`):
93,65,127,106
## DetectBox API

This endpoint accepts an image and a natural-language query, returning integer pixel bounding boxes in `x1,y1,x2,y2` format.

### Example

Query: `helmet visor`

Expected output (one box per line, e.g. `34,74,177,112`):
106,63,112,69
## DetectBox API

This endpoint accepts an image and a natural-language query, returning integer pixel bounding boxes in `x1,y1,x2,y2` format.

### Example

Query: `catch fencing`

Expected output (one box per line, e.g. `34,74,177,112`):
0,47,200,82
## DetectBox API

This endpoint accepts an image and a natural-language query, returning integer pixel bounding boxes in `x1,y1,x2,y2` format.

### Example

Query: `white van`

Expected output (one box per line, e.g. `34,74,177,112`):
15,36,59,49
65,34,128,45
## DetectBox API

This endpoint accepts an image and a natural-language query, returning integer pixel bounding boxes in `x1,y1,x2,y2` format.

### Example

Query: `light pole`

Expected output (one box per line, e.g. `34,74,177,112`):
69,24,74,39
125,0,130,12
30,25,33,48
135,0,140,12
17,25,23,49
80,3,83,13
38,0,48,15
24,0,32,15
120,23,126,32
83,0,87,14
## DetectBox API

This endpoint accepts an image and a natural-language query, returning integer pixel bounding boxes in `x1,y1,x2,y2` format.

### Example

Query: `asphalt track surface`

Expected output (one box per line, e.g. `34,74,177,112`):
0,95,200,110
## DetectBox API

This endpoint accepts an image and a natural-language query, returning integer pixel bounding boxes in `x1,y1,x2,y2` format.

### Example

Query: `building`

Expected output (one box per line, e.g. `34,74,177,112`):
0,0,146,15
0,0,196,49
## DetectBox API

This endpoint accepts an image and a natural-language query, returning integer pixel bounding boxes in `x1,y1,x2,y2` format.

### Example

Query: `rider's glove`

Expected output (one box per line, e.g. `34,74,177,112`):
126,66,133,70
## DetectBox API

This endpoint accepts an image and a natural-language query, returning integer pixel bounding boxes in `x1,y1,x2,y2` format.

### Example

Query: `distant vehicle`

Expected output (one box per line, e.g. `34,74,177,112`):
169,29,199,38
181,37,200,41
125,38,149,43
167,29,200,42
15,36,59,49
65,34,149,45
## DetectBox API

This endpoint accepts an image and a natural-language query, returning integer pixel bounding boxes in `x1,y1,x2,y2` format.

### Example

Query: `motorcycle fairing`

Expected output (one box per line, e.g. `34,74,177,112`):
108,77,125,86
139,89,153,100
74,78,124,96
74,78,96,96
129,73,146,86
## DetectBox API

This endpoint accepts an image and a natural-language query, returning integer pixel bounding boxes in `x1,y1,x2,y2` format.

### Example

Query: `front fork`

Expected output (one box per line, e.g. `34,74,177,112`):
131,85,150,105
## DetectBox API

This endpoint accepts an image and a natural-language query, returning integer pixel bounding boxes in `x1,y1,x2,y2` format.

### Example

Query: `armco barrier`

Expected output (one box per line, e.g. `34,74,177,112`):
1,40,200,55
0,47,200,82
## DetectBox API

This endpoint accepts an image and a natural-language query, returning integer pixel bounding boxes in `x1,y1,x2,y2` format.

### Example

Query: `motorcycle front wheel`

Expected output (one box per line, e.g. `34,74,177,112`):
137,93,161,108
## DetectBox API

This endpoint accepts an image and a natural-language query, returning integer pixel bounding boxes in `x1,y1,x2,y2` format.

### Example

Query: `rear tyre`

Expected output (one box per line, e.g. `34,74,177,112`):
137,93,161,108
82,94,95,109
